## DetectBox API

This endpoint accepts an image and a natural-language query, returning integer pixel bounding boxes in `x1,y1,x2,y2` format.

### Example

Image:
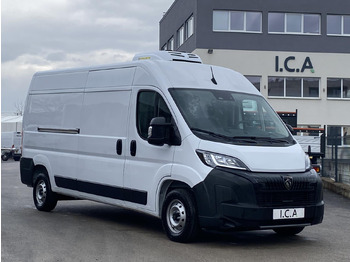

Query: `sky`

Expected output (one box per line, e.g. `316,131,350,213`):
1,0,175,113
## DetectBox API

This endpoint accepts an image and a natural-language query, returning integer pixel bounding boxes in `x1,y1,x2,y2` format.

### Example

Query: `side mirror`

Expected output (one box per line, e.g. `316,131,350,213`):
147,117,171,146
286,124,295,135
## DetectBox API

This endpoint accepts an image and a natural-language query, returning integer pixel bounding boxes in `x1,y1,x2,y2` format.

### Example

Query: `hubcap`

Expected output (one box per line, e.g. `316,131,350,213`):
36,180,47,206
166,199,186,234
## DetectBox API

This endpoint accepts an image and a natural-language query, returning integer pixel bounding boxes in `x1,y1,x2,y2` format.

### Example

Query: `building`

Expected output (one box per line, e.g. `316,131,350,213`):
159,0,350,145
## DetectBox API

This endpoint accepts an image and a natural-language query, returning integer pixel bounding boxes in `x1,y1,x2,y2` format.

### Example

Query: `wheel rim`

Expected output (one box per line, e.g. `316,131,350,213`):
166,199,186,234
35,180,47,206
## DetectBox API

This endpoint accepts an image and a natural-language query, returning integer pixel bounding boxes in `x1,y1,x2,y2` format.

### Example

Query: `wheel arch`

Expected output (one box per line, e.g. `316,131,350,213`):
157,179,193,217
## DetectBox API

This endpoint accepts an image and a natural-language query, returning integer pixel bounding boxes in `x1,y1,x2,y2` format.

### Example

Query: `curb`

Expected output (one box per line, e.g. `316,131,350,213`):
322,177,350,199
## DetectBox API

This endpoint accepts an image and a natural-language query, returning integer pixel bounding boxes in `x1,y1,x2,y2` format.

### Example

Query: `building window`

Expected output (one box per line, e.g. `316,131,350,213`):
176,15,194,48
327,15,350,36
245,76,261,91
177,26,185,47
268,77,319,98
268,13,320,34
327,78,350,98
327,126,350,146
185,16,194,39
168,37,174,51
213,10,262,33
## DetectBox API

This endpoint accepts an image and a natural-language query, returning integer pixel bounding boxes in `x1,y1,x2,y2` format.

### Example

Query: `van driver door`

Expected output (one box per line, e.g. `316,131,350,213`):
124,87,176,212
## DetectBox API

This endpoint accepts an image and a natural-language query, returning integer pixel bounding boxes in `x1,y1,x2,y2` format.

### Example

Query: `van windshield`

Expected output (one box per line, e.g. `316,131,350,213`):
169,88,294,146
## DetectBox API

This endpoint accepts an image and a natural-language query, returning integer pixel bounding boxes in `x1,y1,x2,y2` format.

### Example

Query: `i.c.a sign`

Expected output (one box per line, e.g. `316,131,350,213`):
275,56,315,73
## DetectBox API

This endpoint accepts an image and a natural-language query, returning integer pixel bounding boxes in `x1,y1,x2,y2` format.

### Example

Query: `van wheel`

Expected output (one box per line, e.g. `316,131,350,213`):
162,189,198,243
33,172,58,212
273,226,304,236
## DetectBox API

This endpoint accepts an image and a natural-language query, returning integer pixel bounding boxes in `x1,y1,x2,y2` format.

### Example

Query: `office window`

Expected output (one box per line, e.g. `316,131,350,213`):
213,10,262,33
303,78,320,97
268,77,285,96
177,26,185,47
246,12,261,31
268,77,320,98
186,16,194,39
286,78,302,97
327,15,350,36
269,12,320,34
245,76,261,91
286,14,302,33
327,78,350,98
167,37,174,51
213,11,229,31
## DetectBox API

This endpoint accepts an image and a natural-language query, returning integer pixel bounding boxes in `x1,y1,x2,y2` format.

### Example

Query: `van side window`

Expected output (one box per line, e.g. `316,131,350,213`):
137,91,172,139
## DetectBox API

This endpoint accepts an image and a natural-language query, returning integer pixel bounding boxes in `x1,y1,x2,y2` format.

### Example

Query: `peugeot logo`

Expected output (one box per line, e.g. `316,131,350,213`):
283,176,293,190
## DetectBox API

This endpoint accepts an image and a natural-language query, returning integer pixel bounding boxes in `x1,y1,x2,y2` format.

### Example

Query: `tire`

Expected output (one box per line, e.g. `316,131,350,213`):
13,155,21,161
2,153,9,161
33,172,58,212
161,189,199,243
273,226,305,236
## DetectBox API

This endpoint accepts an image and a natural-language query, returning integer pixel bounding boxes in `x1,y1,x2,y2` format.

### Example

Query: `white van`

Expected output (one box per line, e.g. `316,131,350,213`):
20,51,323,242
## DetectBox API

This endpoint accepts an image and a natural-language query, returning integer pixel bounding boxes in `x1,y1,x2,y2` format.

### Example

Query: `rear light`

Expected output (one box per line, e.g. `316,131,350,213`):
312,165,321,174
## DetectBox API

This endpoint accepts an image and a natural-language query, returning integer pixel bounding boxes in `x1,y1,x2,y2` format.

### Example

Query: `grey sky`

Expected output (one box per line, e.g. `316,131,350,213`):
1,0,174,112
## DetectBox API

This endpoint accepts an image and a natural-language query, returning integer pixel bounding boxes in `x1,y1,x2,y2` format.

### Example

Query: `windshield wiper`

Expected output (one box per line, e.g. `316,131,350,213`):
232,136,291,144
191,129,257,143
190,128,232,141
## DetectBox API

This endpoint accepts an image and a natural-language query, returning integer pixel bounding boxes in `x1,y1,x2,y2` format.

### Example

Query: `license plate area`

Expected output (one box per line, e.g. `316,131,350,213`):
273,208,305,220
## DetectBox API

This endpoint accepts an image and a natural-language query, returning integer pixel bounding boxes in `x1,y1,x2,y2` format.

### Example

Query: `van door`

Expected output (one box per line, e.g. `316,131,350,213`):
77,88,131,202
123,87,176,211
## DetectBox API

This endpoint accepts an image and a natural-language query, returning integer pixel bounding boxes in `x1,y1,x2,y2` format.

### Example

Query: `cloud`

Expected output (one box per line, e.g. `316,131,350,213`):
1,0,174,112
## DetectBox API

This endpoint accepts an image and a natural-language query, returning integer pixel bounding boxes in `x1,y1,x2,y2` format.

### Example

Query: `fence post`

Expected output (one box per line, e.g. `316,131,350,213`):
335,143,338,182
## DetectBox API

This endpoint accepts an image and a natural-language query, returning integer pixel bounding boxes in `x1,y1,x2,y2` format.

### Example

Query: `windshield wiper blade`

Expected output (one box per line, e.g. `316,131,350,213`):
191,129,257,143
190,128,232,140
232,136,290,144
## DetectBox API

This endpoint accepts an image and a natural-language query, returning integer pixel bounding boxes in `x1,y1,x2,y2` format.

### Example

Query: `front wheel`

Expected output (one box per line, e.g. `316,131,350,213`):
273,226,305,236
161,189,198,243
33,172,58,212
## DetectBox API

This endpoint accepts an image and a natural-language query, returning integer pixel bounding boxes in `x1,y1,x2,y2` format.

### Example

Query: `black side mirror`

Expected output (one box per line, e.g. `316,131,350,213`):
147,117,171,146
286,124,295,135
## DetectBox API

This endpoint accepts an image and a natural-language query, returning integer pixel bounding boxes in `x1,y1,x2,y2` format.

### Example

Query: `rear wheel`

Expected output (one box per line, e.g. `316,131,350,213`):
33,172,58,212
161,189,198,243
273,226,305,236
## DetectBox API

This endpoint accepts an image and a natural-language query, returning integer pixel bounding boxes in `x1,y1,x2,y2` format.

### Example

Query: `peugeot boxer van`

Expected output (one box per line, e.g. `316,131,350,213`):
20,51,323,242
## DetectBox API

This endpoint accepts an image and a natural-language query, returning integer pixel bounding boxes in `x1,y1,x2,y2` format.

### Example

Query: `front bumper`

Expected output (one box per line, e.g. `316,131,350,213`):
193,167,324,231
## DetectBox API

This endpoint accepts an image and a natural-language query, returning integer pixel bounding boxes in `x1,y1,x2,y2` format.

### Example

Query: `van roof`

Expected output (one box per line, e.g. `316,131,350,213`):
30,52,260,96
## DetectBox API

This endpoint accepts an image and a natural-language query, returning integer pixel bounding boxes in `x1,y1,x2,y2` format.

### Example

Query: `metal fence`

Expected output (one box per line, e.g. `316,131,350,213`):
322,135,350,185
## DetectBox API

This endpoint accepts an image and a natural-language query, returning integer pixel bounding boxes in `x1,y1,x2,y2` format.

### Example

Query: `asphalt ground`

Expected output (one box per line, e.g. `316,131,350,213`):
2,159,350,262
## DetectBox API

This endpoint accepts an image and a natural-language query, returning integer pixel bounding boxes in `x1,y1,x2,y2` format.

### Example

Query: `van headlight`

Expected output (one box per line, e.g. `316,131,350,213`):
196,150,249,170
305,154,312,171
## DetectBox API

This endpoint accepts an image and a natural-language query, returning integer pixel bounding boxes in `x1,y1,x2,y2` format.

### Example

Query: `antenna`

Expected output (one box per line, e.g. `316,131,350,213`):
210,67,217,85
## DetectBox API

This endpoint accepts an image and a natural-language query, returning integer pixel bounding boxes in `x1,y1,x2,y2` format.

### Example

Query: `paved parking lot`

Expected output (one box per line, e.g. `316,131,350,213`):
2,160,350,262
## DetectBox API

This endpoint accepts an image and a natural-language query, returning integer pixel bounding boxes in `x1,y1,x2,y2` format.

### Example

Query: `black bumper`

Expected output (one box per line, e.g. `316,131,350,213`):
193,167,324,231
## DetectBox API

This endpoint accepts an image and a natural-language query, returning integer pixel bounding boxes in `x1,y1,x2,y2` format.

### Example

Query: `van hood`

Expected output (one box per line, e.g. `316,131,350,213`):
198,139,306,173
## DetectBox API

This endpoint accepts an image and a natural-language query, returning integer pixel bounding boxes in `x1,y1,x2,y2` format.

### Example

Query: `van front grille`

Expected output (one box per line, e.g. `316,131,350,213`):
255,176,317,207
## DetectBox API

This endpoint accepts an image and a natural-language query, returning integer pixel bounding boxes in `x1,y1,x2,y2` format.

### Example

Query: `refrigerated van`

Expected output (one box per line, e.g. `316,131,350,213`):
20,51,323,242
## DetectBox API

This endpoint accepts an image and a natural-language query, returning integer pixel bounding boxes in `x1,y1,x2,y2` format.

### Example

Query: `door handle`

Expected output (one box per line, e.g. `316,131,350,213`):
130,140,136,156
116,139,122,155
